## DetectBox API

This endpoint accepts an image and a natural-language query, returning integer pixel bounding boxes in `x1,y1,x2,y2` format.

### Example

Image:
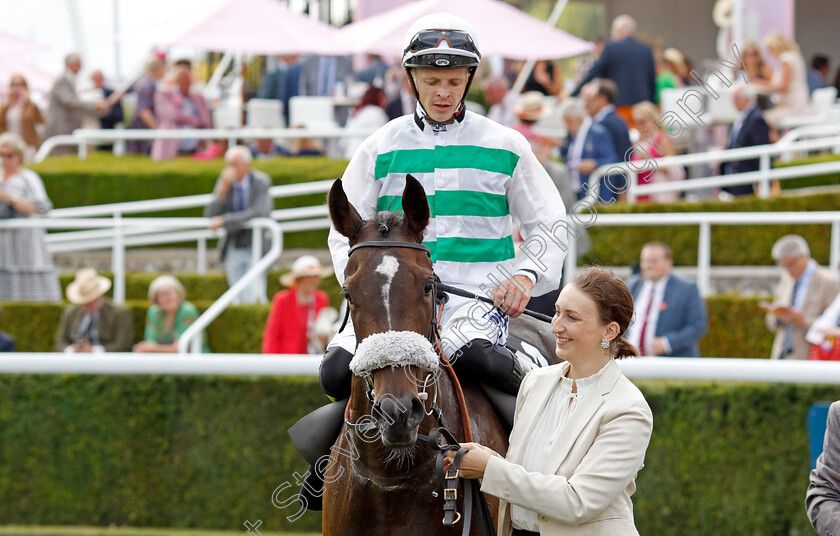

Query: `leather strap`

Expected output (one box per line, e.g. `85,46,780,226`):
347,240,431,257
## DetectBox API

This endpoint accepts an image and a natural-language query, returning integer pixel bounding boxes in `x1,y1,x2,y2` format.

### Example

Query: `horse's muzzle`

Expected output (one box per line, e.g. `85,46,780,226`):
372,393,426,448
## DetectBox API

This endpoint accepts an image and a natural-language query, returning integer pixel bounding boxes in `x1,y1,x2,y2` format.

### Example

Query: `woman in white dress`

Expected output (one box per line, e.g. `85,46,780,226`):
756,32,809,132
0,132,61,301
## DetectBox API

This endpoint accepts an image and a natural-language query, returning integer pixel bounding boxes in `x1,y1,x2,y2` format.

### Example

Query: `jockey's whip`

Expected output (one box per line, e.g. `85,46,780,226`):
436,283,553,323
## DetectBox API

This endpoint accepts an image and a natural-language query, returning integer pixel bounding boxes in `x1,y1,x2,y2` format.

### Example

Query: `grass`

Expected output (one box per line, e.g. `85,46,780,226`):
0,527,318,536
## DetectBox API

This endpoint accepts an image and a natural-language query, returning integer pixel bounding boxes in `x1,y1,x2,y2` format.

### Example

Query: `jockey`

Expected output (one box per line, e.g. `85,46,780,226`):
320,12,569,401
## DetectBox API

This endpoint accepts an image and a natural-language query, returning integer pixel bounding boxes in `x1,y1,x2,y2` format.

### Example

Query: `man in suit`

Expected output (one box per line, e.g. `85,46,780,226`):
560,98,619,204
572,15,656,127
44,53,107,156
257,55,302,126
626,241,708,357
581,79,632,162
54,268,133,353
205,146,272,305
807,400,840,535
766,235,840,360
721,85,770,196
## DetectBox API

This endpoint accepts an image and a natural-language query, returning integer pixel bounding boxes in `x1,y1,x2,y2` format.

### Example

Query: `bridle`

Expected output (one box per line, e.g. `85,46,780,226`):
342,238,495,535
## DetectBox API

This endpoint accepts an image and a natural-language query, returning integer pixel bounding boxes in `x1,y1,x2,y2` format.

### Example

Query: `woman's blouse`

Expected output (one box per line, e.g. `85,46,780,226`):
775,51,809,111
144,301,208,351
510,359,614,531
1,168,52,217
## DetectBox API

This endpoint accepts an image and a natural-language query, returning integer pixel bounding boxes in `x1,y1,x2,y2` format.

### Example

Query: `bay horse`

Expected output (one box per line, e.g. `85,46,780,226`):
322,175,508,535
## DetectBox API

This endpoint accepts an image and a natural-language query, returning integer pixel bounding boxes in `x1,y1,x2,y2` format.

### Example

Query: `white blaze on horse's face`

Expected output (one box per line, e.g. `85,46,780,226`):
375,254,400,329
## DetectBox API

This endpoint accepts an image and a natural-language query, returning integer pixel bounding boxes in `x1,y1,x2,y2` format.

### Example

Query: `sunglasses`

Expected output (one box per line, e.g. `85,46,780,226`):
405,30,479,56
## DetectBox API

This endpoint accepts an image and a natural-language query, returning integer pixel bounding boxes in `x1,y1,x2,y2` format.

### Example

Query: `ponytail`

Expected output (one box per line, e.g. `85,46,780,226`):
614,337,639,359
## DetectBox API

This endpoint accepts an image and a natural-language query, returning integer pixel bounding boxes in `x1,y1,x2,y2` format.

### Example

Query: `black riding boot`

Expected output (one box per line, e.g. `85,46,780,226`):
288,347,355,511
451,338,526,395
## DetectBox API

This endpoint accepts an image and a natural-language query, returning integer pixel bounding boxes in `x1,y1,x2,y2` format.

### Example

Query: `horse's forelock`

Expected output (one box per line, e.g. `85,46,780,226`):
372,211,422,242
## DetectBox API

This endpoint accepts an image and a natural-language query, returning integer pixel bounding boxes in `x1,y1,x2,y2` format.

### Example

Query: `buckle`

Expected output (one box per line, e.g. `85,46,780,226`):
443,512,462,525
445,468,460,479
443,488,458,500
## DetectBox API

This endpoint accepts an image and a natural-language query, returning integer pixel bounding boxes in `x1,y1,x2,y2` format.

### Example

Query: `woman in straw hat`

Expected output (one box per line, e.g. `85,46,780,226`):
262,255,332,354
54,268,133,353
133,274,208,353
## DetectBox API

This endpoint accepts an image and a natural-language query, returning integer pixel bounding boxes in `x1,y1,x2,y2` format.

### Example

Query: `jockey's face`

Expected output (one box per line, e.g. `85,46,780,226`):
412,67,469,124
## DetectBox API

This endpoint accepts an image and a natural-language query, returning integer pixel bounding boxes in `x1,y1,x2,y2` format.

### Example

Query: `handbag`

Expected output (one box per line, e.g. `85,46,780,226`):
809,338,840,361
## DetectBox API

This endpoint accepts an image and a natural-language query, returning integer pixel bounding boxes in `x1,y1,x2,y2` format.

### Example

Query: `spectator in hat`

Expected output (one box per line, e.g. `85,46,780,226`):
511,91,551,162
262,255,333,355
133,274,208,353
54,268,134,353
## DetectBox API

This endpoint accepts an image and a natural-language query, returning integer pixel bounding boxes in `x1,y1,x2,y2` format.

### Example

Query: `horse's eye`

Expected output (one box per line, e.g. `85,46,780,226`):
424,280,435,296
342,288,353,304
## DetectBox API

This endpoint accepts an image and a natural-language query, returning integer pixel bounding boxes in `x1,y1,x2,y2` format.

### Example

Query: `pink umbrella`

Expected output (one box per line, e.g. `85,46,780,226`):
0,32,47,60
0,60,54,96
120,0,343,55
339,0,593,60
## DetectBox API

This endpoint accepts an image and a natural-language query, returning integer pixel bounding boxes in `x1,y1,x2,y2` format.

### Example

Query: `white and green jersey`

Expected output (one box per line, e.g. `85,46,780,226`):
329,106,568,299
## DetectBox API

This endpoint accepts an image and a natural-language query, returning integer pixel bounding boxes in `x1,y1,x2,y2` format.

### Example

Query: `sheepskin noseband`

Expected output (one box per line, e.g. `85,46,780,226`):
350,331,439,377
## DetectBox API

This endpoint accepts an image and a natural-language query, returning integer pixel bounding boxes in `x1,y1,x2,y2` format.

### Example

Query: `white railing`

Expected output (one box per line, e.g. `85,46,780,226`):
0,215,281,303
580,135,840,205
45,180,334,275
34,126,378,163
4,355,840,384
563,211,840,297
178,217,282,354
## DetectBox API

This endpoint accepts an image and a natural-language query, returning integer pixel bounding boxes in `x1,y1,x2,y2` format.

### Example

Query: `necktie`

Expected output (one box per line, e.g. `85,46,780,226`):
234,184,245,212
638,285,656,356
781,277,803,357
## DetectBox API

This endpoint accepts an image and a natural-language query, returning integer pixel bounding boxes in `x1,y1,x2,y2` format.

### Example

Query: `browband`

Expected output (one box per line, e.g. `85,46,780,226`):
348,241,431,258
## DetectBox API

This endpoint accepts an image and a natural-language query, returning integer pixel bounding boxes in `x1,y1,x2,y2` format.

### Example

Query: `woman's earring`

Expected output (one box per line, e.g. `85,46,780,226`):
601,339,610,349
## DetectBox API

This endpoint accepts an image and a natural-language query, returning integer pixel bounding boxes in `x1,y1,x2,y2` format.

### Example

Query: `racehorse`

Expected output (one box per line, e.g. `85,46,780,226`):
322,175,509,535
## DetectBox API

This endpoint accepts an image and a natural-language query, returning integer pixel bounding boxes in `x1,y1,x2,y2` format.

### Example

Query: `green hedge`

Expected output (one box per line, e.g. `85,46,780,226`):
0,375,836,534
32,154,347,250
776,153,840,190
581,190,840,267
0,294,777,358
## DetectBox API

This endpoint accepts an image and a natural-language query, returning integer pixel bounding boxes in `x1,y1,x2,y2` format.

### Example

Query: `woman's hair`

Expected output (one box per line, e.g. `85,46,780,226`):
0,132,25,159
764,32,801,56
9,74,28,89
570,266,639,358
632,100,660,125
354,86,386,113
148,274,186,303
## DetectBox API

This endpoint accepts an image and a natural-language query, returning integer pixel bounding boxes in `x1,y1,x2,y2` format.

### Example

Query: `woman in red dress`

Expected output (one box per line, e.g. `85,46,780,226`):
262,255,332,354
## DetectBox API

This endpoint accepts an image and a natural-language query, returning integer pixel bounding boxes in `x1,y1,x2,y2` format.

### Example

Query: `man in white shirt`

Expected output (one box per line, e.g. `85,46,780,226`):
626,241,707,357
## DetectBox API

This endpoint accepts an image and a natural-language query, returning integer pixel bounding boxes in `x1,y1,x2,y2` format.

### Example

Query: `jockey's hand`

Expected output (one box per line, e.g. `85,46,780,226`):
492,275,534,318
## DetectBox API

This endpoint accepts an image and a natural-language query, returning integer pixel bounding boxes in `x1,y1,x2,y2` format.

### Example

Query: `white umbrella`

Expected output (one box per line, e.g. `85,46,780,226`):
339,0,593,60
119,0,343,56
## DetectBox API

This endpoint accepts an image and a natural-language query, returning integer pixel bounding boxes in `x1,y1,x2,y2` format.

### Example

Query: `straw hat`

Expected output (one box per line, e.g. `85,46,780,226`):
280,255,333,287
663,48,687,77
66,268,112,304
514,91,546,121
713,0,733,29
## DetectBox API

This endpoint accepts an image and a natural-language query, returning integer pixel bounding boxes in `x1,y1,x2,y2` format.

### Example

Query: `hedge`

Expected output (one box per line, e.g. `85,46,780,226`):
31,154,347,250
0,294,777,358
776,153,840,190
0,375,836,534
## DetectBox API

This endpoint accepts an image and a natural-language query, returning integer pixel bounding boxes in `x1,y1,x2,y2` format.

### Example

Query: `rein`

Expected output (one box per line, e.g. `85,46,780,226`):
343,238,494,534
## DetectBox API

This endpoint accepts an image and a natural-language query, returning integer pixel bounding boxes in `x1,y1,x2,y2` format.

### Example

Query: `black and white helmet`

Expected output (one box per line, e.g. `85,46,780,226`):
401,13,481,70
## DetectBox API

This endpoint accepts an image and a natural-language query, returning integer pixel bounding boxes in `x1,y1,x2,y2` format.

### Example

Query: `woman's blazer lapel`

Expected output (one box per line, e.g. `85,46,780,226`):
542,360,622,474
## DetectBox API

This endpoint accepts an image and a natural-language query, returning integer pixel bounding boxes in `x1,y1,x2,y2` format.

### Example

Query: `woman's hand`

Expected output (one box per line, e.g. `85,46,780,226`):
443,442,501,479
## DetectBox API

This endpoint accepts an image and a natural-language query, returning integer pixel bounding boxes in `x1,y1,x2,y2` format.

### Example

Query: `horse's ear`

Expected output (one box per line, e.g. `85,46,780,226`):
328,179,364,240
401,174,430,236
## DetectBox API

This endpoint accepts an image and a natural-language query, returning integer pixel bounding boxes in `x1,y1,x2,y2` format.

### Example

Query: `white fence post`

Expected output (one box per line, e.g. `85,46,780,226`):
112,212,126,304
197,237,208,275
757,153,772,198
697,221,712,297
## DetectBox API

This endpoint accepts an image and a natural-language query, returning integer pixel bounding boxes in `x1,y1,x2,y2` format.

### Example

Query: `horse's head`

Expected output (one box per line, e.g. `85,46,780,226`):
329,175,437,449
